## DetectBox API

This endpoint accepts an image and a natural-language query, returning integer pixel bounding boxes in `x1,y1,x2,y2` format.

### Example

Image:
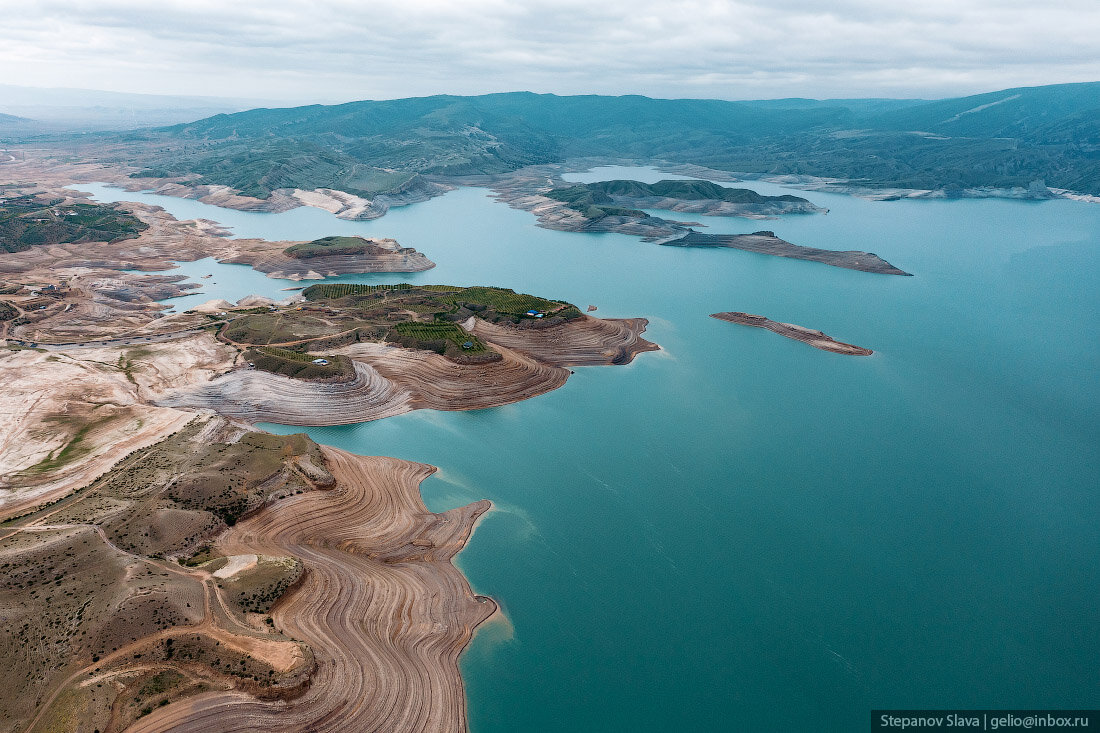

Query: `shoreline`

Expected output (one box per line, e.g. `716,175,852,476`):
123,447,496,732
0,166,660,731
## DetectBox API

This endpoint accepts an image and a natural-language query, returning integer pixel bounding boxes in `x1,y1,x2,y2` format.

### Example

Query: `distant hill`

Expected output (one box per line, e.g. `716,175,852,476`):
0,112,40,136
868,82,1100,139
73,82,1100,197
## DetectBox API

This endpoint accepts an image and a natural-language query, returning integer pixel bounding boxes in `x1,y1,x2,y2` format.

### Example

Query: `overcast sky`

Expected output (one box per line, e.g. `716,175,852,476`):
4,0,1099,104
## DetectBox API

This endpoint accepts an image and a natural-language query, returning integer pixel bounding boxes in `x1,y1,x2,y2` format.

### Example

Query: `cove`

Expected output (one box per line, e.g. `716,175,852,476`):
83,168,1100,731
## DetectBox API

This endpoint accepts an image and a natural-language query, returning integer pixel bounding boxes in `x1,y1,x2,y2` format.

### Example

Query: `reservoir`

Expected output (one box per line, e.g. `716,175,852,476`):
82,168,1100,731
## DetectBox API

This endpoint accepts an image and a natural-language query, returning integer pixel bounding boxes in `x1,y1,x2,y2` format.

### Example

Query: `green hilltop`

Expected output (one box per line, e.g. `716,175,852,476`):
0,195,148,253
69,81,1100,198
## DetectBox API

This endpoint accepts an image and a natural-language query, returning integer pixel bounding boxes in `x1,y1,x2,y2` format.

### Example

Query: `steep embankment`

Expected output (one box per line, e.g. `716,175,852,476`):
124,448,494,733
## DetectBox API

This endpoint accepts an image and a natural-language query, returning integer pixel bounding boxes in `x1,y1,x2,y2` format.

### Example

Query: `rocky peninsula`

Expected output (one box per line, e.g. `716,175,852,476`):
670,231,910,275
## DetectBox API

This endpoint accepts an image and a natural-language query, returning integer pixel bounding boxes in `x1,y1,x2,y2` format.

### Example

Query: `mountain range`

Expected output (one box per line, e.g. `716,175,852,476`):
18,81,1100,197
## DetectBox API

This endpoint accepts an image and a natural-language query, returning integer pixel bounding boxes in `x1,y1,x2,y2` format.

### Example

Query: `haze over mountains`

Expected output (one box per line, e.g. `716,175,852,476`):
7,81,1099,196
0,84,270,131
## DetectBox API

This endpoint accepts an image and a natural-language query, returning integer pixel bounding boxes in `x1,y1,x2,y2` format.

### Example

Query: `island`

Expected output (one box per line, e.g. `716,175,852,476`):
671,231,910,275
711,311,873,355
224,235,435,279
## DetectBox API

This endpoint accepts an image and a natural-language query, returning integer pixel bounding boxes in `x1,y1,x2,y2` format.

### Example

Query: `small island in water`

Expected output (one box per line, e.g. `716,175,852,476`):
711,311,873,355
669,231,910,275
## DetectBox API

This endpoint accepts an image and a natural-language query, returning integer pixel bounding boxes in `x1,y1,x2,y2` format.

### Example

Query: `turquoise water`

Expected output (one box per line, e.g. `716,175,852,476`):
84,170,1100,731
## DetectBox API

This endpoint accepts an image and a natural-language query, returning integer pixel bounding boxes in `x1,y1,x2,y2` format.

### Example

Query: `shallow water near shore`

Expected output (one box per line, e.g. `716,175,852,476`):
84,168,1100,731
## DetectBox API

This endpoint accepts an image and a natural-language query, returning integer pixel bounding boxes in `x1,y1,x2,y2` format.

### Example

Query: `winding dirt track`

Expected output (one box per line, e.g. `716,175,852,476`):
125,448,494,733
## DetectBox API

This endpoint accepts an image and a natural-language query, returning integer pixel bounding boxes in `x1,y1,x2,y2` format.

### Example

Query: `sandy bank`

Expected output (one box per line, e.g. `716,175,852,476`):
711,311,873,355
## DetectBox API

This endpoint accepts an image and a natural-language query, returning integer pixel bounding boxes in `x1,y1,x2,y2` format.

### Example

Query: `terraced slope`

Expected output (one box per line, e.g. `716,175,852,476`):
125,449,494,733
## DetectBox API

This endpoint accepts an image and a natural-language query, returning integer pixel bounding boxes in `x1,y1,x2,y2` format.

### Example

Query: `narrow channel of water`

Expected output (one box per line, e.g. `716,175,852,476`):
84,168,1100,731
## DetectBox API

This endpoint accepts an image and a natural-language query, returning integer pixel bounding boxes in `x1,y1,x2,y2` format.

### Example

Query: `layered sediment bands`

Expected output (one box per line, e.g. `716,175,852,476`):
467,315,659,366
156,344,569,425
340,341,570,411
124,448,495,733
156,361,414,426
156,316,655,425
711,311,873,355
663,230,911,275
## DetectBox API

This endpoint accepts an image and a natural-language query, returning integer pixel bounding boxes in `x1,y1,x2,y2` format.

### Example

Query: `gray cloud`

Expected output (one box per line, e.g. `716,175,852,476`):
3,0,1098,102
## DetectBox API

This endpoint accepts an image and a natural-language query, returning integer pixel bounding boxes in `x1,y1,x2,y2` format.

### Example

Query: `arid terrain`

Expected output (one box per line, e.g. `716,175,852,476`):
0,154,659,732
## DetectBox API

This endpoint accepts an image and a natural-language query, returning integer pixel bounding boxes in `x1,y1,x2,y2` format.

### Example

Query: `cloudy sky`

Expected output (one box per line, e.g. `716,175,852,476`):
5,0,1100,103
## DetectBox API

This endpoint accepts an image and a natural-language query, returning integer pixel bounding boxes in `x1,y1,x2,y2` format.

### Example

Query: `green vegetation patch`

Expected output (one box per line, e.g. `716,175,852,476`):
302,282,579,321
390,321,489,357
215,283,579,362
585,179,811,203
284,235,384,259
19,413,114,476
0,195,148,253
0,300,16,321
243,345,355,382
221,311,358,345
301,282,458,300
545,179,811,219
543,185,650,220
